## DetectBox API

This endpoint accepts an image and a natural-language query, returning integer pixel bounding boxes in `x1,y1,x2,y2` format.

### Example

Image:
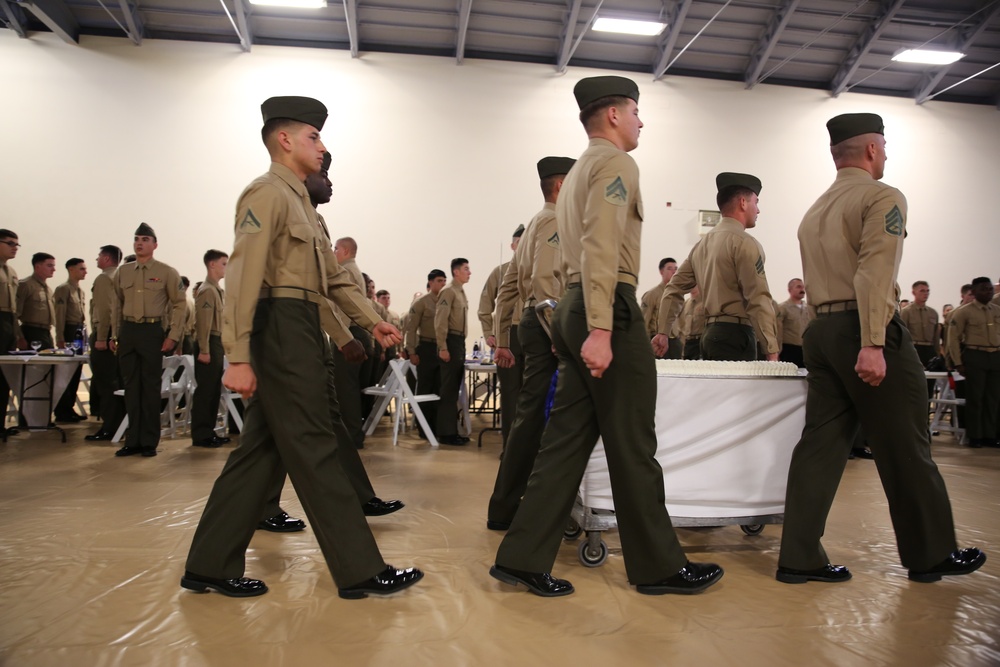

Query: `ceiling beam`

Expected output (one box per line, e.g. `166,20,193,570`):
17,0,80,43
455,0,472,64
829,0,905,97
116,0,143,45
652,0,694,80
744,0,801,89
0,0,28,37
556,0,583,72
233,0,252,52
343,0,358,57
913,1,1000,105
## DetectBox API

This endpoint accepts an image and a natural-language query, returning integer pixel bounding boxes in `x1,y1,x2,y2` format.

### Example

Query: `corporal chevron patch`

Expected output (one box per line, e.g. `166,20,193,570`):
755,256,765,275
546,231,560,248
240,209,262,234
604,176,627,206
884,205,904,237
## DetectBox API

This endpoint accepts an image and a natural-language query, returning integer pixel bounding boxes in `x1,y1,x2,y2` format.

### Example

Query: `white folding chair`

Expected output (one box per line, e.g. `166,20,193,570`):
363,359,439,446
111,356,192,442
928,373,966,443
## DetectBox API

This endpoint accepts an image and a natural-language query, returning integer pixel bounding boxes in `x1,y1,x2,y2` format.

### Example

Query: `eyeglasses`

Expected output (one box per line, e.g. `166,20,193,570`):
0,241,20,248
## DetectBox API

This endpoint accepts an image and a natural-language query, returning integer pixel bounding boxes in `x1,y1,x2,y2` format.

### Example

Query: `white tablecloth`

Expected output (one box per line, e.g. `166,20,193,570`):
0,355,88,429
581,373,807,520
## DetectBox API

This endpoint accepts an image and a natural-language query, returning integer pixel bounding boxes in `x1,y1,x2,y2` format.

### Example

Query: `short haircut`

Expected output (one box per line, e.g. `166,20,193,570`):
788,278,803,288
180,276,190,289
32,252,54,266
261,118,302,148
717,185,756,211
335,237,358,256
376,290,389,298
450,258,469,275
203,249,228,265
659,257,677,270
830,135,870,165
99,245,123,264
971,276,992,287
123,254,137,263
912,280,928,289
428,269,447,282
579,95,631,132
0,229,17,241
540,174,563,200
362,272,372,285
65,258,85,269
961,284,973,295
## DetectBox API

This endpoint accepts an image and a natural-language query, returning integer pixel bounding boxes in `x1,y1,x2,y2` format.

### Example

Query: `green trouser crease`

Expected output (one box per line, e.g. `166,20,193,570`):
495,323,524,446
436,334,465,437
118,321,165,451
191,335,224,441
701,321,756,361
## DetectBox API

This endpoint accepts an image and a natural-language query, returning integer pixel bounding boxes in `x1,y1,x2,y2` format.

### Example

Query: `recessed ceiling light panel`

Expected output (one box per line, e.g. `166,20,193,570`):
593,17,667,37
891,49,965,65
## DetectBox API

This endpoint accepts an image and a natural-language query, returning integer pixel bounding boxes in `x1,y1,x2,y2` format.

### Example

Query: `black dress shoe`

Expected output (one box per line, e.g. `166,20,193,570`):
439,435,469,446
966,439,983,448
776,563,852,584
338,565,423,599
115,446,141,457
55,413,86,423
486,520,510,531
180,571,268,597
851,448,875,459
489,564,574,597
362,497,404,516
257,511,306,532
141,449,157,457
908,548,986,583
85,431,114,441
192,436,228,448
635,561,725,595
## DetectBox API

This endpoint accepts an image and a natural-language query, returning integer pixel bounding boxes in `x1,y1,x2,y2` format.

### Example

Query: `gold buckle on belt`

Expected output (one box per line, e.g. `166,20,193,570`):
816,301,858,315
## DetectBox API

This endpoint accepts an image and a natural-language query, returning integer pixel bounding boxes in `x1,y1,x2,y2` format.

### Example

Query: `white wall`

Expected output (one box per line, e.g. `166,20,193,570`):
3,32,998,339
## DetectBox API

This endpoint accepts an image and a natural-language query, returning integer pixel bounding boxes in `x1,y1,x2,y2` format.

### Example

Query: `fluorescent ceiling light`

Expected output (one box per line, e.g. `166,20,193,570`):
249,0,326,8
891,49,964,65
593,17,666,37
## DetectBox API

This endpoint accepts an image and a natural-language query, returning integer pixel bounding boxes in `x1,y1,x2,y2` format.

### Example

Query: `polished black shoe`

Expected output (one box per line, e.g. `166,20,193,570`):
362,497,404,516
256,512,306,532
192,436,229,448
489,564,574,597
635,561,725,595
114,446,141,457
908,548,986,583
338,565,423,599
966,439,983,449
486,520,510,531
55,413,86,423
180,571,268,597
141,448,157,457
439,435,469,446
85,431,114,441
851,447,875,460
776,563,852,584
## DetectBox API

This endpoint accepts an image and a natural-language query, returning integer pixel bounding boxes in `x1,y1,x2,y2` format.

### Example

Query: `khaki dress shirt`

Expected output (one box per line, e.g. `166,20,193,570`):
17,275,55,328
223,162,379,364
899,303,939,346
111,258,187,341
195,278,224,351
434,281,467,348
798,167,905,348
54,281,86,343
556,138,643,331
778,299,812,346
0,259,21,339
657,218,779,354
479,262,509,339
404,292,438,354
90,267,117,341
680,296,706,340
947,301,1000,366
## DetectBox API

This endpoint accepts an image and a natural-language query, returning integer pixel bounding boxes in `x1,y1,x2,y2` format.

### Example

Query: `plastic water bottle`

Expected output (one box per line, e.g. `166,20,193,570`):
472,340,480,360
72,327,84,355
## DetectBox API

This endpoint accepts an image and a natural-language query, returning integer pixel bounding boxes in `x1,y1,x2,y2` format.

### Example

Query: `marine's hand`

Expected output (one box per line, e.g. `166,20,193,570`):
855,346,886,386
494,347,515,368
224,362,257,399
650,333,669,358
341,339,367,364
486,335,497,349
581,329,612,378
439,350,451,363
162,338,177,354
197,352,211,365
409,353,420,366
94,340,108,351
373,321,401,348
765,352,779,362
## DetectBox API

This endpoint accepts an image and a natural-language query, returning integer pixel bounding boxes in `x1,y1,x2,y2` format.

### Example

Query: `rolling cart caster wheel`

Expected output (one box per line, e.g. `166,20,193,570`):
740,524,764,536
578,538,608,567
563,520,582,541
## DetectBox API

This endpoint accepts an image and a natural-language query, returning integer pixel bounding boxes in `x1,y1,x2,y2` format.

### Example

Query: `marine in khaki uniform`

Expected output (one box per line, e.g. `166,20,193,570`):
435,258,470,445
190,250,230,447
653,173,779,362
53,257,88,421
679,285,706,360
84,245,125,441
487,155,574,530
640,258,681,359
899,281,940,368
777,112,984,585
375,289,400,383
491,76,723,597
110,224,187,457
182,96,419,600
179,277,197,356
479,225,525,449
17,252,57,350
777,278,812,368
404,270,447,437
331,236,374,450
0,229,22,437
946,277,1000,448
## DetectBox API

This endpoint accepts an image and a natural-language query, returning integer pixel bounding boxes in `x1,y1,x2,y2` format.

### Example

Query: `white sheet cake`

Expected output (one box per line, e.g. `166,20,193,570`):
655,359,801,377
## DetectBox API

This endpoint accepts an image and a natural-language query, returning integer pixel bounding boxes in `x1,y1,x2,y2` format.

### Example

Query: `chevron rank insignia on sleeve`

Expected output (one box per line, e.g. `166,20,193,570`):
546,231,559,248
755,256,765,275
240,209,262,234
884,205,904,237
604,176,627,205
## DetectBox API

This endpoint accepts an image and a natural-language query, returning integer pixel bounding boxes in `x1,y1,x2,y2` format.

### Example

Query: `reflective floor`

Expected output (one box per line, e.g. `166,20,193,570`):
1,417,997,666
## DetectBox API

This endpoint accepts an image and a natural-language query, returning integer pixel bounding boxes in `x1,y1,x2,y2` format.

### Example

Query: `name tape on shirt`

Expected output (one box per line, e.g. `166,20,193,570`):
884,205,904,237
240,209,263,234
605,177,628,206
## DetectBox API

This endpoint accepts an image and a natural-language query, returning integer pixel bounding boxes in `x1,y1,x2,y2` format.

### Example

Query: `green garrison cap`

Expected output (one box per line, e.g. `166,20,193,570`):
512,224,526,238
134,222,157,240
537,156,577,179
573,76,639,109
321,151,332,172
716,172,762,196
826,113,884,145
260,96,328,131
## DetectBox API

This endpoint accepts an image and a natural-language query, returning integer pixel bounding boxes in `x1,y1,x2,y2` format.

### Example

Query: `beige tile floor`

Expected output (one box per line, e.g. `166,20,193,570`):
0,416,997,667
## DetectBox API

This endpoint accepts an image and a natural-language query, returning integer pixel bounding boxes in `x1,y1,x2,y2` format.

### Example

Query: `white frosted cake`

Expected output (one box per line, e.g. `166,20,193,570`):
655,359,801,377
